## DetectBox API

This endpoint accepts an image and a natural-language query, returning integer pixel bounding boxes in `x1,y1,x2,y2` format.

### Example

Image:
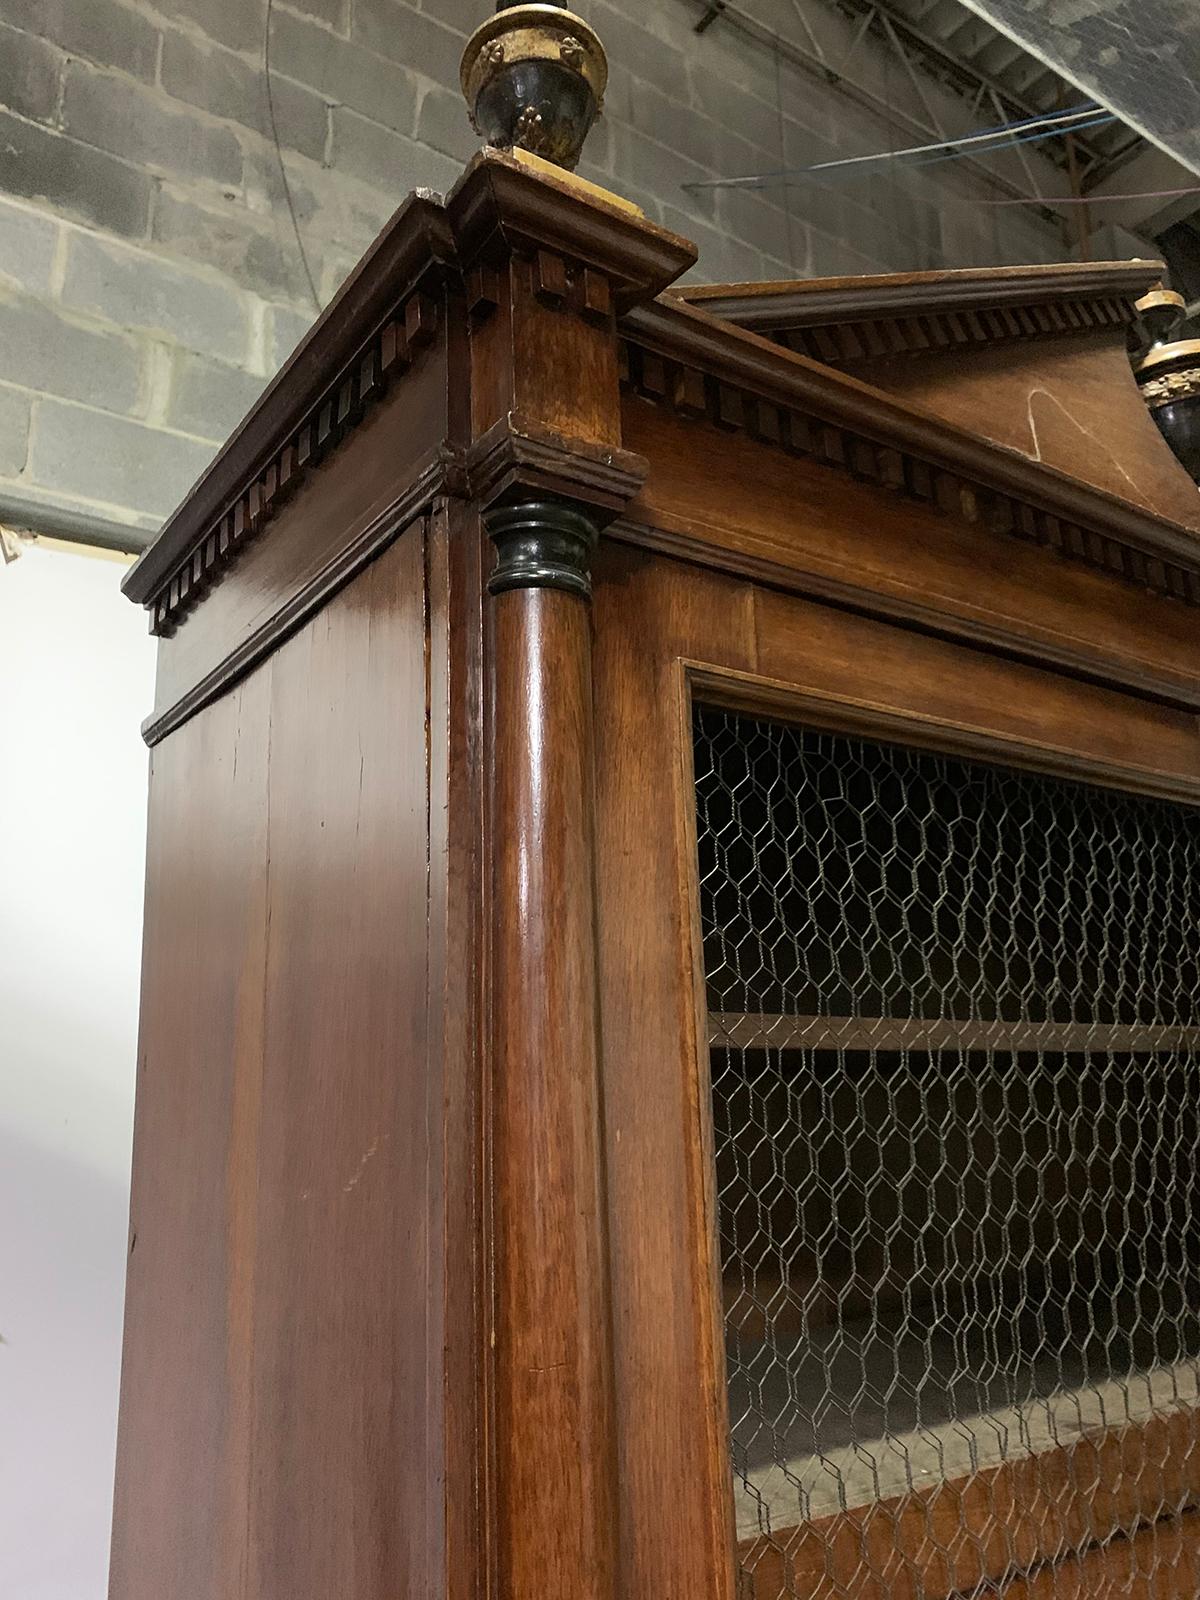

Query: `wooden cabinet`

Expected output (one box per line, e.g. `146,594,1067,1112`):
112,147,1200,1600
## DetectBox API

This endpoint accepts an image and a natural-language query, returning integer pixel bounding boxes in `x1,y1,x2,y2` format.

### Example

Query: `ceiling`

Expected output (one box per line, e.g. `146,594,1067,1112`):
690,0,1200,304
831,0,1200,310
830,0,1147,189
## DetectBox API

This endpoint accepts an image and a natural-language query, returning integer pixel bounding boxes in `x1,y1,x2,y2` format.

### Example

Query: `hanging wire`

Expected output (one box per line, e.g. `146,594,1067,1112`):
681,103,1106,193
908,111,1116,169
773,42,805,273
264,0,322,316
980,185,1200,208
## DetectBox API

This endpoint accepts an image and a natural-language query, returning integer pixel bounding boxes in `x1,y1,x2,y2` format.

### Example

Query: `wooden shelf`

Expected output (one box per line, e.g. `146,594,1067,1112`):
738,1407,1200,1600
709,1012,1200,1055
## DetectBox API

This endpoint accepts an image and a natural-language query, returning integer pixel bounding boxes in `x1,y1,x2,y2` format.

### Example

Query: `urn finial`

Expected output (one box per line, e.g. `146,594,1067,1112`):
460,1,608,172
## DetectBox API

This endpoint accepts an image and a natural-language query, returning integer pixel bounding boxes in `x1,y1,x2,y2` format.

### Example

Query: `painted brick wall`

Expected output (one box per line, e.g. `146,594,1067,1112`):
0,0,1074,537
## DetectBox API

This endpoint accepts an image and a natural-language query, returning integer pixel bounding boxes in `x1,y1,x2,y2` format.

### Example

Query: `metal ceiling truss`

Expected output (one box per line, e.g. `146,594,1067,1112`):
685,0,1147,215
828,0,1144,187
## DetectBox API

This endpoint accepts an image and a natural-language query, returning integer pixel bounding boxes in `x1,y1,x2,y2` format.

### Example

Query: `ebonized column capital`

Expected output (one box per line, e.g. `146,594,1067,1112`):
484,498,599,599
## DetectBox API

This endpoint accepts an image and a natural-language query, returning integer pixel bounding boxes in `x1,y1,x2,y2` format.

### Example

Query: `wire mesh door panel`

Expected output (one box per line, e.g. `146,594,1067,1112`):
692,704,1200,1600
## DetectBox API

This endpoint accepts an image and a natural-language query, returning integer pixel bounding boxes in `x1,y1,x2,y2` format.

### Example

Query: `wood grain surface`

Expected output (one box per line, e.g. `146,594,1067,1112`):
111,525,440,1600
620,398,1200,710
488,579,618,1600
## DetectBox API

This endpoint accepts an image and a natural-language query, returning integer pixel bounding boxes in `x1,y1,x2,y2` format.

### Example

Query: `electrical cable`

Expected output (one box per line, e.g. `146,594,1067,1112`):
908,111,1116,168
681,103,1108,191
264,0,321,315
979,185,1200,207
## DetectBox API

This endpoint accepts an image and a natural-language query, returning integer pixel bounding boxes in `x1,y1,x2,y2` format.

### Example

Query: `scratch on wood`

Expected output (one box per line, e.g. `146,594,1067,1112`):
1027,386,1141,496
343,1135,382,1193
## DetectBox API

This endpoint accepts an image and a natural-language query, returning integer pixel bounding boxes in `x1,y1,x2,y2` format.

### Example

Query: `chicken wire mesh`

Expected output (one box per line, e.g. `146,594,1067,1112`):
692,704,1200,1599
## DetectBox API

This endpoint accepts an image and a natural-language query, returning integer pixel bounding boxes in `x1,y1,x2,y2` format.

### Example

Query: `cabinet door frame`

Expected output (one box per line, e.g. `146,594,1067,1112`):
589,537,1200,1600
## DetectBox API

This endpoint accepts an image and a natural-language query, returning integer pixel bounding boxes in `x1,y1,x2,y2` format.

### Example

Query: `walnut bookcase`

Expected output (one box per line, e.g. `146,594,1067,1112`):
110,143,1200,1600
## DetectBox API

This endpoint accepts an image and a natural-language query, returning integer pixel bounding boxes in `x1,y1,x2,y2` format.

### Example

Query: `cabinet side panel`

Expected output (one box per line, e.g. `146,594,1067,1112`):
250,525,433,1599
110,525,435,1600
110,672,271,1600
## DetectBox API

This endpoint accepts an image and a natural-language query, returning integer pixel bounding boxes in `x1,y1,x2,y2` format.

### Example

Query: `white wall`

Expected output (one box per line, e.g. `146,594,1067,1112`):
0,542,155,1600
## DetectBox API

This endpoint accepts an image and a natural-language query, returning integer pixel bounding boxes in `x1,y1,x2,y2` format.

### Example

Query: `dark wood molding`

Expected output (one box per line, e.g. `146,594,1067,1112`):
450,153,693,531
675,259,1163,333
139,285,443,638
614,518,1196,707
767,292,1133,368
139,417,643,749
124,193,455,608
620,296,1200,605
447,149,696,312
689,665,1200,808
141,469,442,747
127,153,693,635
466,411,646,513
123,177,1200,640
610,517,1200,713
673,260,1200,534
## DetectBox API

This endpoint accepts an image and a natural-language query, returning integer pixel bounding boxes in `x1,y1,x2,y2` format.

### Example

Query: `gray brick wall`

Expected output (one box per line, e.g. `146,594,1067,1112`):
0,0,1086,537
